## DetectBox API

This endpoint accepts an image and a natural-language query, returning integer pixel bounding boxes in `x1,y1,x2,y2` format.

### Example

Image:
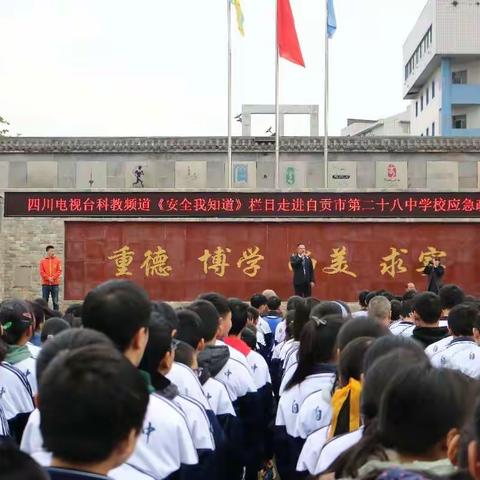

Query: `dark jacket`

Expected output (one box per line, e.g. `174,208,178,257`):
290,255,315,285
423,265,445,294
412,326,449,348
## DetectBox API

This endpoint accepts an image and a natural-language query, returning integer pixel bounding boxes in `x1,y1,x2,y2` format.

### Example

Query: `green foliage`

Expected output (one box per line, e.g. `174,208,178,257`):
0,116,9,136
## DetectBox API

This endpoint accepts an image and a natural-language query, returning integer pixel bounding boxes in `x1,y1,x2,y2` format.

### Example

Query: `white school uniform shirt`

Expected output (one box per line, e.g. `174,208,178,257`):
278,339,297,364
295,378,335,439
0,362,34,420
11,356,38,396
279,361,299,397
352,310,369,319
389,321,415,337
246,350,271,390
275,372,336,439
166,362,210,410
297,425,330,475
109,463,156,480
129,393,198,479
216,339,253,375
256,327,266,349
275,320,287,344
272,341,285,362
202,377,236,416
173,394,215,451
430,338,480,378
425,336,453,358
215,357,257,402
258,317,272,338
27,342,41,359
313,427,364,475
21,408,48,459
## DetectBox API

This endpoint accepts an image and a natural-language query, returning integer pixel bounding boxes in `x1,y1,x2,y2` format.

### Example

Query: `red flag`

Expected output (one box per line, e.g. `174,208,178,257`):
277,0,305,67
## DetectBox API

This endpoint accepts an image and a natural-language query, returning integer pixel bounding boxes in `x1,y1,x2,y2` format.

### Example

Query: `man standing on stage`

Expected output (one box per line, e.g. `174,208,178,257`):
40,245,62,310
423,257,445,295
290,243,315,297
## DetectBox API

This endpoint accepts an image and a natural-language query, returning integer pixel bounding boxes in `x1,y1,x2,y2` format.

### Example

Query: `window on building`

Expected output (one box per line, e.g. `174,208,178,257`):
432,80,435,98
421,95,424,111
452,70,467,84
432,121,435,136
452,114,467,129
426,127,429,136
426,87,429,105
415,101,418,117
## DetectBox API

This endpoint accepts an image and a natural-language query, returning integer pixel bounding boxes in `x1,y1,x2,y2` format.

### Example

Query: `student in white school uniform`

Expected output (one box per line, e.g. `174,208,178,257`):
439,284,465,327
430,303,480,378
224,299,275,468
81,280,199,480
0,299,38,395
274,314,343,480
38,345,150,480
22,327,170,480
198,293,254,374
313,338,428,479
139,312,217,480
196,294,259,480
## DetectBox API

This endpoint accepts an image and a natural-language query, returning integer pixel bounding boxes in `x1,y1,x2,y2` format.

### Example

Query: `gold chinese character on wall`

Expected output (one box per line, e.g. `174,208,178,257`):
140,246,172,277
380,247,408,278
322,246,357,278
198,246,232,277
237,246,265,278
108,245,135,277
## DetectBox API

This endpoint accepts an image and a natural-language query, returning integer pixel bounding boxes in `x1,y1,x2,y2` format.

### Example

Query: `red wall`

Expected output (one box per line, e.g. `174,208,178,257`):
64,222,479,301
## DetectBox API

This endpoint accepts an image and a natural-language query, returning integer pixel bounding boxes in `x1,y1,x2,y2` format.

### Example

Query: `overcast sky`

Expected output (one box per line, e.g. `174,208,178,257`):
0,0,426,137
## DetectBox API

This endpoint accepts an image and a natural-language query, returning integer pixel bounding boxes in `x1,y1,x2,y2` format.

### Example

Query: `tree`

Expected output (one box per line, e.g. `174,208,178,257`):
0,116,9,136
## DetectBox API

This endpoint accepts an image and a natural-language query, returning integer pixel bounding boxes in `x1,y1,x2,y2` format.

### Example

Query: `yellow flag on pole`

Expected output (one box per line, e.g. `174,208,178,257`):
231,0,245,36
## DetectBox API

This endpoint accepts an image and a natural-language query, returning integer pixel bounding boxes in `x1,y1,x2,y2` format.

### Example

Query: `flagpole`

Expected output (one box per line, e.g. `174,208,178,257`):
323,0,329,190
275,0,280,190
227,0,233,189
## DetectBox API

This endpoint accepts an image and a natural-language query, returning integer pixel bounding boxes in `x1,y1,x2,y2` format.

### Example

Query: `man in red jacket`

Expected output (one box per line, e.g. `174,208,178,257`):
40,245,62,311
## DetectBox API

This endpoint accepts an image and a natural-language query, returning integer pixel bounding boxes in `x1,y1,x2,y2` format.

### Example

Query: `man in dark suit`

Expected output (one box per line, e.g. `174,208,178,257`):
423,257,445,295
290,243,315,297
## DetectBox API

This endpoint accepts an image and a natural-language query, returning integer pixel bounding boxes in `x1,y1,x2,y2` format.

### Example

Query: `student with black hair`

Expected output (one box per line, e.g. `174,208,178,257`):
0,339,20,440
241,326,257,350
139,313,217,480
352,291,370,319
21,328,114,467
274,314,343,480
390,299,402,322
250,294,273,355
276,299,311,396
39,345,149,480
411,292,449,348
224,299,274,472
194,297,258,480
198,292,254,373
27,300,45,350
439,284,466,326
336,317,388,352
151,301,178,335
276,297,301,345
264,296,283,336
81,280,199,479
298,336,427,477
185,300,236,421
389,299,415,337
21,328,156,480
63,303,83,328
40,317,70,344
467,397,480,480
0,442,49,480
429,304,480,378
0,299,38,395
350,365,472,479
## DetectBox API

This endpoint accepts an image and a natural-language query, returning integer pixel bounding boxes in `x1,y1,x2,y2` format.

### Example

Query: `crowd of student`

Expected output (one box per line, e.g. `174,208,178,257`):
2,281,480,480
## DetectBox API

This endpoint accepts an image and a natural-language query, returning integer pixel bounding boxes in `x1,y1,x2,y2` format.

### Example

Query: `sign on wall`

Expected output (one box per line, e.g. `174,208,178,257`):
232,161,256,188
376,161,408,189
427,161,459,190
6,191,480,219
280,162,306,189
328,162,357,189
64,221,480,301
